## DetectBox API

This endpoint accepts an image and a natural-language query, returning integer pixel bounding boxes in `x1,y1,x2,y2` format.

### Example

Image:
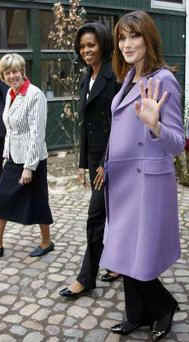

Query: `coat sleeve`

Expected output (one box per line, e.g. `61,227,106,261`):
24,91,47,171
146,73,185,156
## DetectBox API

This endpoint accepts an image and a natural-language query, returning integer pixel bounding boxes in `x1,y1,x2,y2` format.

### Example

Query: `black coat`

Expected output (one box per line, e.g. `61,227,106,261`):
0,80,9,138
79,62,120,169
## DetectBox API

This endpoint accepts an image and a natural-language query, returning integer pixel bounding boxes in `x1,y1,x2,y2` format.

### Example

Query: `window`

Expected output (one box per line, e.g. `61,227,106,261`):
41,58,82,99
151,0,186,11
86,14,116,32
0,9,28,49
40,10,54,49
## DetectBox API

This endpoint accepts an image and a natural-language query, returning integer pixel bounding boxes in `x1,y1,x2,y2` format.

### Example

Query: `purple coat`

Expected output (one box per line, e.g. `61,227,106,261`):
100,68,185,281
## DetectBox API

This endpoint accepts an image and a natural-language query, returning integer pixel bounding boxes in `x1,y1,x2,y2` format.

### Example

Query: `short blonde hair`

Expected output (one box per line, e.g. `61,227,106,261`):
0,53,26,80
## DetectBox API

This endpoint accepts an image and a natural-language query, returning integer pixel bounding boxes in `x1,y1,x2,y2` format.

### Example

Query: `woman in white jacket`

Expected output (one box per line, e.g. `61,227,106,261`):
0,53,54,258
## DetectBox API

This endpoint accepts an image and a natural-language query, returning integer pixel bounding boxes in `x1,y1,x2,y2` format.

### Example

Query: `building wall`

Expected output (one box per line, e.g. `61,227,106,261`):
0,0,186,150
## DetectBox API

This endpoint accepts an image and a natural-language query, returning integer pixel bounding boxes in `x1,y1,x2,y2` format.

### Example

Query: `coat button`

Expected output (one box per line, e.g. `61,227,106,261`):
137,168,141,173
138,142,143,146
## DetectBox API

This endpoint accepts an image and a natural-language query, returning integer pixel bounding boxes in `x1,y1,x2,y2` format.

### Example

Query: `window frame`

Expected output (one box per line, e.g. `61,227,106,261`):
151,0,186,12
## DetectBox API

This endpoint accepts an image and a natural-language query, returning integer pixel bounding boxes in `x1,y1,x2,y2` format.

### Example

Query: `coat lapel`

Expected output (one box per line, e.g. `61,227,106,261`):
79,72,90,114
113,68,160,113
86,63,112,105
7,94,25,115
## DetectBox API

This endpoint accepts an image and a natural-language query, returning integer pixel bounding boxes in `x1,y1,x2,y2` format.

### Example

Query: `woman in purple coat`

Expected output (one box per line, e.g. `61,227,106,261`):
99,10,185,341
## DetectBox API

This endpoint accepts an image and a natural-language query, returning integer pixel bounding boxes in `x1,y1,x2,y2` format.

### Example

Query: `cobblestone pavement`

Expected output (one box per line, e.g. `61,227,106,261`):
0,152,189,342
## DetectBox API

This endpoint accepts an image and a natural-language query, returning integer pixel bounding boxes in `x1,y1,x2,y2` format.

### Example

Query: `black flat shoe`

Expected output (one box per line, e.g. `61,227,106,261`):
111,321,142,335
101,271,121,282
59,287,87,299
0,247,4,257
29,242,55,257
151,305,180,341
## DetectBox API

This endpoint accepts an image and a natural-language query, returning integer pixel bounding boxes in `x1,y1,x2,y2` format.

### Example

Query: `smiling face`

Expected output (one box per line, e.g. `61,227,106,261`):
118,27,146,71
3,68,24,91
79,32,102,68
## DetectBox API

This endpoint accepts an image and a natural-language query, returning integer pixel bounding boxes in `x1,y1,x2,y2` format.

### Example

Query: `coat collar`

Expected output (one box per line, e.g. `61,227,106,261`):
112,67,162,113
9,79,30,102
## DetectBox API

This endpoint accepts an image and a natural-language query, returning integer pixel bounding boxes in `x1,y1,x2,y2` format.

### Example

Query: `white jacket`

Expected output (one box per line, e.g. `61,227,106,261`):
3,83,48,170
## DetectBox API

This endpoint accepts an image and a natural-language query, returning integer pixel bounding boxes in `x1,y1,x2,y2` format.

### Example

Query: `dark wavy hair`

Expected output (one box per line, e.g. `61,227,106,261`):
75,22,113,64
113,11,173,82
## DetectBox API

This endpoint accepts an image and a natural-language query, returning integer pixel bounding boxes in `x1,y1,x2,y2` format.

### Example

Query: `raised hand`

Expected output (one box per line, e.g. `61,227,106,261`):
135,78,168,134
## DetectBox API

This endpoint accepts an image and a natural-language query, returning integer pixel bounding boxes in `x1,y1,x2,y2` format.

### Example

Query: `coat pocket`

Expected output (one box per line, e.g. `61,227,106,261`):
143,158,174,175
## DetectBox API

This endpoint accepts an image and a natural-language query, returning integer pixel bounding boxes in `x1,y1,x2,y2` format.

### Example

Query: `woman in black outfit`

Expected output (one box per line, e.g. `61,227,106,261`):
59,22,120,298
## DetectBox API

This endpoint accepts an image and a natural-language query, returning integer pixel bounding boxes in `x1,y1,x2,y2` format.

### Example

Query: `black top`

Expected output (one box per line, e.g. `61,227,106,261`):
0,80,9,138
120,81,136,103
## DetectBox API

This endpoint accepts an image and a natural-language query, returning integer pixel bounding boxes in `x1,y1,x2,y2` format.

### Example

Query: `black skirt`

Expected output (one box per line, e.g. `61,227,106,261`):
0,158,53,225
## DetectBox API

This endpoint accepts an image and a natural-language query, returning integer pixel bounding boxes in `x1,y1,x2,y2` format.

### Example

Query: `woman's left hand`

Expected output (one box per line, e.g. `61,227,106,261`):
19,169,32,185
93,166,104,191
135,78,168,135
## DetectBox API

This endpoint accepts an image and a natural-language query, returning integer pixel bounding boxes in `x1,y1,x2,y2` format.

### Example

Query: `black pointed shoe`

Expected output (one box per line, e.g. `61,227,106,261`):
111,321,143,335
151,305,180,341
29,242,55,257
101,271,121,282
59,287,87,299
0,247,4,257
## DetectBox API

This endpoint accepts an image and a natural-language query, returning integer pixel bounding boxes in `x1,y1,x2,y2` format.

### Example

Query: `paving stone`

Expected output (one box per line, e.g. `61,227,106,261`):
0,283,10,291
0,323,7,331
36,288,49,298
23,332,45,342
174,293,188,302
45,325,60,335
63,328,84,338
63,317,77,327
48,314,64,324
165,283,184,292
22,320,43,331
32,308,51,320
106,312,123,321
46,338,59,342
80,316,98,329
100,319,117,329
177,333,189,341
0,335,16,342
67,305,89,318
75,297,95,307
98,300,114,308
0,306,8,314
173,323,189,332
104,333,120,342
48,274,66,282
85,329,108,342
10,325,27,336
175,269,189,276
93,308,105,316
20,304,40,316
3,314,23,324
174,311,188,321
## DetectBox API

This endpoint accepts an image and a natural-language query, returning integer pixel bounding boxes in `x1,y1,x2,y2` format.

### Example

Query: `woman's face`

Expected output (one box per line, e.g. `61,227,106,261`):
79,32,102,68
3,68,24,91
118,27,146,69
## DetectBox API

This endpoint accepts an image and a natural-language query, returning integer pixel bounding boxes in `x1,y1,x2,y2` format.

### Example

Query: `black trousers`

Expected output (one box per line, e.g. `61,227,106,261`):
0,137,4,176
77,152,106,289
123,275,178,325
